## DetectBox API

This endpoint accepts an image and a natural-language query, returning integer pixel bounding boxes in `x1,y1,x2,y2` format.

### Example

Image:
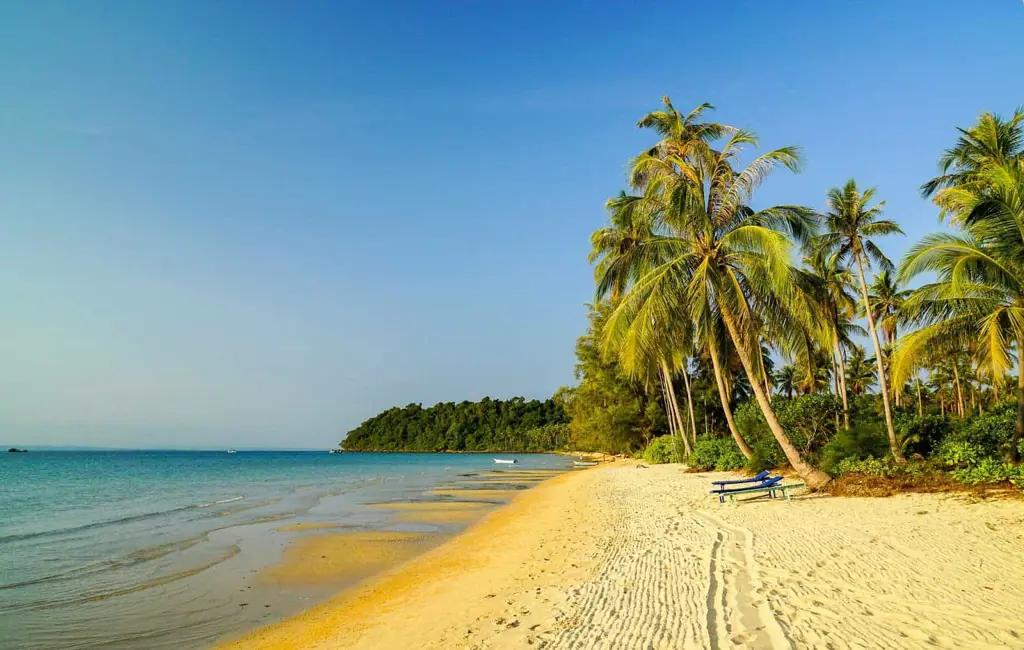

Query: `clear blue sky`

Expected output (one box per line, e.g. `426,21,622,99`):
2,1,1022,449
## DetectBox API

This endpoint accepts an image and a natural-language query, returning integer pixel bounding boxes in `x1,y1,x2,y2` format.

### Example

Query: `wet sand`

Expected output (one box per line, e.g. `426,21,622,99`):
258,532,442,587
221,462,1024,649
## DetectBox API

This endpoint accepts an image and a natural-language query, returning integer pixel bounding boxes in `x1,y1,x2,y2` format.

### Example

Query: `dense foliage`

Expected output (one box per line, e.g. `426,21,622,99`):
555,303,668,453
592,100,1024,493
342,397,569,452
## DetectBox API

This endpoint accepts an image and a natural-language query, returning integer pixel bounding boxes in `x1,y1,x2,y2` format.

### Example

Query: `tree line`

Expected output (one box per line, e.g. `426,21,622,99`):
341,397,569,452
562,98,1024,488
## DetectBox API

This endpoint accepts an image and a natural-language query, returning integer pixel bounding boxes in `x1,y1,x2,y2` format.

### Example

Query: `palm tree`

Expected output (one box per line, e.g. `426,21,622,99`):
803,250,862,427
921,108,1024,220
600,100,756,460
869,270,911,347
817,180,907,463
845,345,876,396
591,100,732,457
775,365,797,398
896,156,1024,462
591,195,693,455
612,116,831,486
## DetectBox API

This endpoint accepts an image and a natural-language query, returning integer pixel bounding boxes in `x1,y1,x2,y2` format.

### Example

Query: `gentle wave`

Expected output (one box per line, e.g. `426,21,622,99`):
0,496,247,544
2,545,242,613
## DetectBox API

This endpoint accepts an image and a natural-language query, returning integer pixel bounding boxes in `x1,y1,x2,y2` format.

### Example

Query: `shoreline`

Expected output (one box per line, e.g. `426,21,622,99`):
220,462,1024,649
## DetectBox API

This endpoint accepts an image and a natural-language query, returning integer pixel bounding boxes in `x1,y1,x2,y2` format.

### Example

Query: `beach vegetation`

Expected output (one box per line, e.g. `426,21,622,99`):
561,101,1024,493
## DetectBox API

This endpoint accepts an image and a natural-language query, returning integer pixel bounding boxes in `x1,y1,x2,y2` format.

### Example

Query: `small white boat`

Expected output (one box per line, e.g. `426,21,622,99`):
227,449,236,454
493,458,518,465
328,448,343,454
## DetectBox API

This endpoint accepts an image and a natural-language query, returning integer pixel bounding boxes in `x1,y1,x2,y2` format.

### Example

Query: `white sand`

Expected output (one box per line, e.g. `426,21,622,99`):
222,463,1024,649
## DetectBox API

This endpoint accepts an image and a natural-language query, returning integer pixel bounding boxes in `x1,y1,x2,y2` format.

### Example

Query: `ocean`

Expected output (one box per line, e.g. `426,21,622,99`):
0,450,572,649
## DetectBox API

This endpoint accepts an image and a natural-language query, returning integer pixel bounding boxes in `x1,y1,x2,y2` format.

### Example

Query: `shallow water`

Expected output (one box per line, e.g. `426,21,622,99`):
0,450,570,649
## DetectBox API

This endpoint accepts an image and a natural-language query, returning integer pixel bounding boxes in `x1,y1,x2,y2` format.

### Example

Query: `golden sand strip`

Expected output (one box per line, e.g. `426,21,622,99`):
365,500,492,511
257,532,442,587
221,463,1024,649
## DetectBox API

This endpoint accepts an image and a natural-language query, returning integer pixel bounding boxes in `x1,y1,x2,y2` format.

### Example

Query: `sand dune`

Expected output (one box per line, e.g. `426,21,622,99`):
221,463,1024,649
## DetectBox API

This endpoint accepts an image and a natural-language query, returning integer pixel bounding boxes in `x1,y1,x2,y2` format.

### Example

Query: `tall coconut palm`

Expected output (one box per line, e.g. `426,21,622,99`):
603,101,756,460
590,194,693,455
592,100,732,457
775,365,797,398
921,108,1024,220
869,270,911,347
896,157,1024,462
620,126,830,486
845,345,876,397
817,180,907,463
803,250,861,427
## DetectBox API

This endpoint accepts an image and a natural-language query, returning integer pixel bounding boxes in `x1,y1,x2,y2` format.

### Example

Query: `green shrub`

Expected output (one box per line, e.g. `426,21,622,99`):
642,436,682,464
950,458,1024,486
714,441,748,471
689,436,746,471
943,405,1015,459
735,394,841,467
820,423,890,475
895,414,950,457
935,440,988,468
748,438,783,473
834,455,899,477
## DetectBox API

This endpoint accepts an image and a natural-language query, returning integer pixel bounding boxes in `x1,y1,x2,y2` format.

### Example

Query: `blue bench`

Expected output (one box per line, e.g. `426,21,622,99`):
711,470,770,487
710,475,782,503
721,482,806,503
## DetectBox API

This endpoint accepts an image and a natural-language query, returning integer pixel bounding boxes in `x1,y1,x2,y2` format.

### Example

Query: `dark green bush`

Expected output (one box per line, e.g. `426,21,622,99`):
689,436,746,471
950,458,1024,486
642,436,683,464
895,414,950,457
735,394,842,467
820,423,890,475
943,404,1015,459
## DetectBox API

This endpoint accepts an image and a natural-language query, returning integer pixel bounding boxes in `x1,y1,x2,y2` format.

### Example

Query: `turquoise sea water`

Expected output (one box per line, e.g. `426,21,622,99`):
0,450,571,649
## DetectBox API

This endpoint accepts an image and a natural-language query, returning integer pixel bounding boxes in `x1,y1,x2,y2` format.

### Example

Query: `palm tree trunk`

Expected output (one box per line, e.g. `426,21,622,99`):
719,309,831,488
854,253,907,463
952,363,965,418
917,380,923,418
707,340,754,460
660,360,692,456
1011,341,1023,464
833,334,850,429
680,363,699,446
660,369,676,442
831,356,841,431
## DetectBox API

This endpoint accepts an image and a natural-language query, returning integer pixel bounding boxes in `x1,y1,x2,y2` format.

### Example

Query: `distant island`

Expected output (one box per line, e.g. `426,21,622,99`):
341,397,568,452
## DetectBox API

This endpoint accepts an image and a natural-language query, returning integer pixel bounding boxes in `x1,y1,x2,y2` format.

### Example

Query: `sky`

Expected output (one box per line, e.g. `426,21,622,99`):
2,1,1023,449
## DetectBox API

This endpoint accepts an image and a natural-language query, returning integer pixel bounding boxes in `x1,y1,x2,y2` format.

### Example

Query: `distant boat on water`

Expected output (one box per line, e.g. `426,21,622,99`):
226,449,236,454
493,458,518,465
328,448,344,454
7,448,28,453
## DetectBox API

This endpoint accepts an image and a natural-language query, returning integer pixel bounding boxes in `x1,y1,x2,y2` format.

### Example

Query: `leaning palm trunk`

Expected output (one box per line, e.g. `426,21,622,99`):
660,360,692,456
952,363,965,418
1013,341,1024,464
854,253,907,463
707,340,754,460
916,381,923,418
720,309,831,488
833,335,850,429
680,365,699,447
659,369,681,451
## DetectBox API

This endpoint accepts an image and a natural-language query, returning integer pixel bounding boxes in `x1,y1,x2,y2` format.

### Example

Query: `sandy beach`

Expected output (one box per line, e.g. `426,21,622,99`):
220,463,1024,649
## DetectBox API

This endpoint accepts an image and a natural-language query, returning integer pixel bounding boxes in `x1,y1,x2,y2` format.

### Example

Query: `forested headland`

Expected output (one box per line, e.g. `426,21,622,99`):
341,397,569,452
